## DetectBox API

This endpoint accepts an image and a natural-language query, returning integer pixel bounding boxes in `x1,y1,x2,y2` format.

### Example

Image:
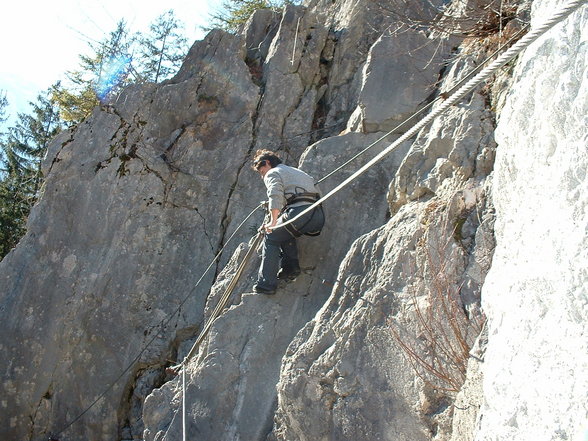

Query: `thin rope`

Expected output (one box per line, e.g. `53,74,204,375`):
274,0,587,233
291,17,301,65
51,203,264,439
182,365,187,441
173,231,264,370
499,0,504,38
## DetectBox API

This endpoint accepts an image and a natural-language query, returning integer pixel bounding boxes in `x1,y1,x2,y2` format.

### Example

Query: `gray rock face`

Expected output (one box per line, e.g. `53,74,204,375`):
140,124,411,441
142,12,498,438
347,28,449,133
1,28,261,441
273,205,430,441
144,277,328,441
252,4,329,153
1,0,585,440
0,1,444,440
271,94,496,441
389,89,497,215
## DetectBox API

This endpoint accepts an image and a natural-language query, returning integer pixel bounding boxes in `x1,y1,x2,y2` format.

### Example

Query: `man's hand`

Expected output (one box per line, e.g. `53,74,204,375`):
264,218,278,233
263,209,281,233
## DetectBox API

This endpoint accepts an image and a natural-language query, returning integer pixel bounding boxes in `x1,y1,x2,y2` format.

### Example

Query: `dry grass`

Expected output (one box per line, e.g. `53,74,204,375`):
374,0,524,38
391,201,486,393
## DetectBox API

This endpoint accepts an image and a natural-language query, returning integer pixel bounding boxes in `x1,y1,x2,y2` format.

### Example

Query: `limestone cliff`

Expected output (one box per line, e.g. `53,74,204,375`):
0,0,586,440
476,0,587,438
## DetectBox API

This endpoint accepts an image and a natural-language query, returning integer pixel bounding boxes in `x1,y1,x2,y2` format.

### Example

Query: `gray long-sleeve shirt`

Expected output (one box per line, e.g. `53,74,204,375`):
263,164,319,210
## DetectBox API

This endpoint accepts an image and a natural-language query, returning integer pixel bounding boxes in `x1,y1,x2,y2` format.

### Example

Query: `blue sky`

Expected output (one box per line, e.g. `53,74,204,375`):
1,0,220,129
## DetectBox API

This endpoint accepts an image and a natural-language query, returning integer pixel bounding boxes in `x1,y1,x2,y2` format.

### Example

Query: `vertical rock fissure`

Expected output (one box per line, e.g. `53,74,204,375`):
28,396,44,441
298,23,337,150
28,377,55,441
210,73,266,286
46,128,76,176
118,363,170,440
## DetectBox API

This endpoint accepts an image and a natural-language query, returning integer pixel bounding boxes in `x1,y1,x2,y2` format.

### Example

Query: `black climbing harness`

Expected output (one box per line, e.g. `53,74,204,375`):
282,188,324,237
285,190,321,206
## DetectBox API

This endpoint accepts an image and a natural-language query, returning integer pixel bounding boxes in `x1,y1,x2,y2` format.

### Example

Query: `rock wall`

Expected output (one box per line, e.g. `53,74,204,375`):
0,29,262,441
476,1,588,439
0,1,442,440
140,1,499,439
270,71,497,441
0,0,586,440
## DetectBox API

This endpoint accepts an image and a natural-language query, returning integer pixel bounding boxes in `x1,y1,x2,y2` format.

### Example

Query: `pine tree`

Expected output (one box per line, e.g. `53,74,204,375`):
51,79,99,124
52,20,136,125
137,10,189,83
0,168,30,258
52,15,193,125
210,0,271,31
0,91,7,127
0,89,62,258
91,20,136,99
209,0,301,32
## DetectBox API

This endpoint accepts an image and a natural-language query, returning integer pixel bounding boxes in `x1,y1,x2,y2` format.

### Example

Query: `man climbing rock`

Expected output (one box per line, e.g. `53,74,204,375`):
252,149,325,295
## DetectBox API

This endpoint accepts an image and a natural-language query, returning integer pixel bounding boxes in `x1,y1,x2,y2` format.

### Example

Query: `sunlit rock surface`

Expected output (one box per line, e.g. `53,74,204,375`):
0,0,586,440
477,1,588,439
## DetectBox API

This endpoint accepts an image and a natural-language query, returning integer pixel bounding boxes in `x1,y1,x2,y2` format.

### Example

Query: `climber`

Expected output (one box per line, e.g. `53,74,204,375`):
251,149,325,295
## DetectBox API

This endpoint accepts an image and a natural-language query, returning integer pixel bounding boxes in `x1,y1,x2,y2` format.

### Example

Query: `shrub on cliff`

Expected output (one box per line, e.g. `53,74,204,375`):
208,0,302,32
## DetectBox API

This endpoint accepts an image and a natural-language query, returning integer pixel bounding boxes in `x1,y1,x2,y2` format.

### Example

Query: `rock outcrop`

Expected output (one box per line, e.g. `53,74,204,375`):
475,1,588,439
0,0,586,440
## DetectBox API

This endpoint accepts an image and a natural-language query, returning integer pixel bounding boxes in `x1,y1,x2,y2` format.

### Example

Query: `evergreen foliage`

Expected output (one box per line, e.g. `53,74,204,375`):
51,79,99,125
52,12,189,126
51,19,134,125
0,89,62,258
209,0,301,32
137,10,189,83
0,91,7,127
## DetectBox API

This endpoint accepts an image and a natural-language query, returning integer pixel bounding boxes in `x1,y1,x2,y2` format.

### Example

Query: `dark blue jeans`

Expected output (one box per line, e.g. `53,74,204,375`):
256,204,325,290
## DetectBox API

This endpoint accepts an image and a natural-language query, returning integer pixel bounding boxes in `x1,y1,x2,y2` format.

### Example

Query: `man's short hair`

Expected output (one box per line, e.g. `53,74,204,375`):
252,149,282,169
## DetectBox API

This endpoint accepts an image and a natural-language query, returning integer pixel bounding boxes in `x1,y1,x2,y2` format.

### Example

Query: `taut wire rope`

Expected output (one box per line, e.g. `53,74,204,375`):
315,23,530,186
273,0,587,233
182,365,187,441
